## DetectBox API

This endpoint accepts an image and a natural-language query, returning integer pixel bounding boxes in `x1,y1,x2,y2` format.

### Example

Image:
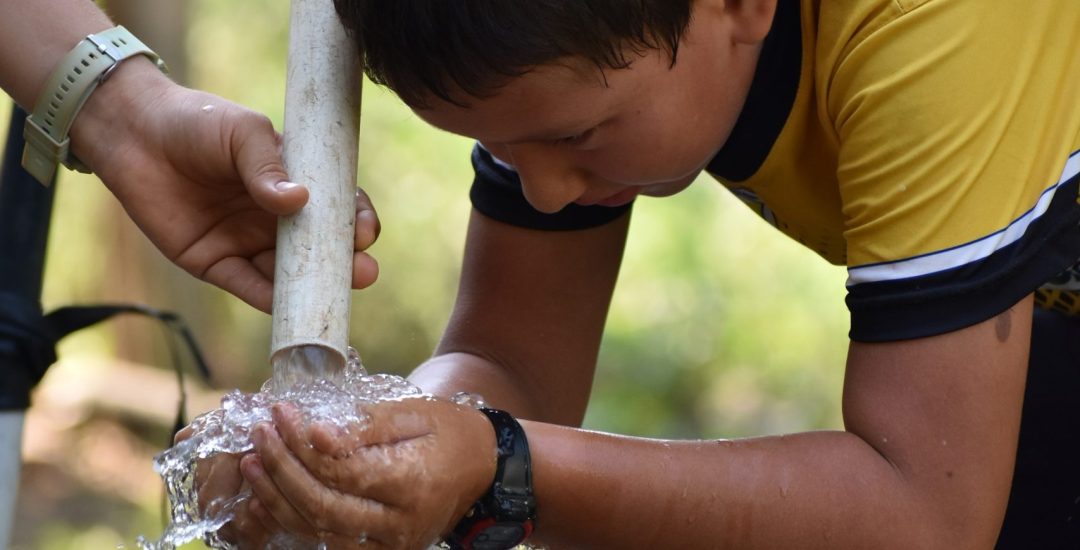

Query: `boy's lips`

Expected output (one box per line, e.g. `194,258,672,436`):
577,187,641,208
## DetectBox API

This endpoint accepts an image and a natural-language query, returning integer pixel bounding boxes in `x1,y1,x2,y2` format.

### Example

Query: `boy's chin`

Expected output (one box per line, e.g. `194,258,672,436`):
642,177,696,198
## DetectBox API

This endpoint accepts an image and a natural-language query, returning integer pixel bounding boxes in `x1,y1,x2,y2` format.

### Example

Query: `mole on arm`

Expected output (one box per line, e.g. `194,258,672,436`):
995,309,1012,343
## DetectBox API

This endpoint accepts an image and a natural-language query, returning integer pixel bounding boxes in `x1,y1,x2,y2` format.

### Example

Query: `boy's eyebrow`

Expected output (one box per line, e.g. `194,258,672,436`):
500,117,609,145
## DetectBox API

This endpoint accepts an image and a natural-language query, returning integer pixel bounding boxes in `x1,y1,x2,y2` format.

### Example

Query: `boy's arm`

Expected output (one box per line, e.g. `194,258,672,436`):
414,209,1025,547
409,208,632,426
523,297,1028,548
247,295,1027,547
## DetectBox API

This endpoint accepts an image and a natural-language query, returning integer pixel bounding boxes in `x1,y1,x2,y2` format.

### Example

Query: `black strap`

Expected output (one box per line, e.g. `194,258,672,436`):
481,407,535,520
0,293,57,409
0,298,211,440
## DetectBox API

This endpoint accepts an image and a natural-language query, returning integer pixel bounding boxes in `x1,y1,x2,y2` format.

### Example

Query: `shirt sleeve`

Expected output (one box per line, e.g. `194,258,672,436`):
826,1,1080,341
469,143,632,231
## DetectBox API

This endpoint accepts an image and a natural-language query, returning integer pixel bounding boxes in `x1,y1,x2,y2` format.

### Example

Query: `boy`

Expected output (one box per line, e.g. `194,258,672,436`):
228,0,1080,548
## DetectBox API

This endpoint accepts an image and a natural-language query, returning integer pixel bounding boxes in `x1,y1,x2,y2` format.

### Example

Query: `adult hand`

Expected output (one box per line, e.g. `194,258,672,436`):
68,59,380,312
240,398,497,550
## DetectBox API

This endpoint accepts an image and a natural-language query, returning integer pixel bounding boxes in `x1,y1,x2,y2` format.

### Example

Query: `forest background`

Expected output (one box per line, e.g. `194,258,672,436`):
1,0,849,547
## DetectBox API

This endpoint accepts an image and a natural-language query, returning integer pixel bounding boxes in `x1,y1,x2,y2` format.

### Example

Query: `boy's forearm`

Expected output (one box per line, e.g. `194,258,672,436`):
409,352,571,425
524,425,997,549
475,304,1027,548
410,211,630,426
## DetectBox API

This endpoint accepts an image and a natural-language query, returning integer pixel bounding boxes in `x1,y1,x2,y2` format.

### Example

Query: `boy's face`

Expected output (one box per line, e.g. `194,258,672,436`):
414,1,771,213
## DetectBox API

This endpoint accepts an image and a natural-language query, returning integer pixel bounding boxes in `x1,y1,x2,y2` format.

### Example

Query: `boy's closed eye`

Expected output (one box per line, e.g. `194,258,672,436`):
552,125,600,148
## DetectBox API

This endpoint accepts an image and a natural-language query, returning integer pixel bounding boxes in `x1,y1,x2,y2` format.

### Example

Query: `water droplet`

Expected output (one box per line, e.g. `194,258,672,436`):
201,104,214,113
356,533,368,545
881,437,888,443
450,391,486,409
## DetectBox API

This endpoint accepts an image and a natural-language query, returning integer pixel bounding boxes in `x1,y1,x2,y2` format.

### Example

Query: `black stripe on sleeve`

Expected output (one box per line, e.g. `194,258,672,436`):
847,175,1080,342
706,0,802,182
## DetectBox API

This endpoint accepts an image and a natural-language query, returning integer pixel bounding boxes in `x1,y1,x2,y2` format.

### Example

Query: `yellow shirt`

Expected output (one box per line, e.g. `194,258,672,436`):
707,0,1080,341
470,0,1080,342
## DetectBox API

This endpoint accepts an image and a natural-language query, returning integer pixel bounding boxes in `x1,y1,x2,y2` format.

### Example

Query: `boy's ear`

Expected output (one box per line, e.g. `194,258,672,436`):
705,0,778,45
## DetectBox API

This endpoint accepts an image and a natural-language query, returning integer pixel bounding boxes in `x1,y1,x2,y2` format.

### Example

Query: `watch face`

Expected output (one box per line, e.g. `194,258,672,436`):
471,523,527,550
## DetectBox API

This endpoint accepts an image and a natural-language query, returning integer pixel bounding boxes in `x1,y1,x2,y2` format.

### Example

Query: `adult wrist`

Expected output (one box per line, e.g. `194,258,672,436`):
21,25,168,185
68,55,173,172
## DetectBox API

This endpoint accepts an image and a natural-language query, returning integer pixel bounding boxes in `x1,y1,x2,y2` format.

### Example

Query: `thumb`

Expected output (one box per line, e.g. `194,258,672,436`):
231,112,308,215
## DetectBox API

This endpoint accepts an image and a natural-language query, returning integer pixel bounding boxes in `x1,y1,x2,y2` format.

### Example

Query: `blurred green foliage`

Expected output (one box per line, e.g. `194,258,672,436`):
3,0,849,546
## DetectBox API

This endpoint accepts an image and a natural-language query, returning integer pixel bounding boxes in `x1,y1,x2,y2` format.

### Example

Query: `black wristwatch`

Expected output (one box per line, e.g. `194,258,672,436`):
446,408,537,550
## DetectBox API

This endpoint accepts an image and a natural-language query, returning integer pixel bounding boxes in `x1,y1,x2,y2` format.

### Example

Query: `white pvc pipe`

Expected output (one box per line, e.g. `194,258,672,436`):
0,411,24,549
271,0,361,372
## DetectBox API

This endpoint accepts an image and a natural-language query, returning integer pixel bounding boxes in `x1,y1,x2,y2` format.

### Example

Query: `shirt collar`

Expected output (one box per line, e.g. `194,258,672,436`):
706,0,803,182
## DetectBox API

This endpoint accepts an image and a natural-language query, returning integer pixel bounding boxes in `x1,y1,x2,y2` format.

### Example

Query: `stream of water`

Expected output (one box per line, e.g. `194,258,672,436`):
137,346,424,550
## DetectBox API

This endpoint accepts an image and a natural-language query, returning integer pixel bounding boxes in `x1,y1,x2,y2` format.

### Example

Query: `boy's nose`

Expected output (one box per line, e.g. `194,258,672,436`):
504,144,589,213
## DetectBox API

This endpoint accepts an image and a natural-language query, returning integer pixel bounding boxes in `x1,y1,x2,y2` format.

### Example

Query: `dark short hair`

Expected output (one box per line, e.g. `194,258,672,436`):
333,1,694,107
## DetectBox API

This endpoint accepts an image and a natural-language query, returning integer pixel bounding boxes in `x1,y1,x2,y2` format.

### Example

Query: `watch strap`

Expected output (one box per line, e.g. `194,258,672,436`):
22,25,168,186
484,408,535,520
446,408,536,550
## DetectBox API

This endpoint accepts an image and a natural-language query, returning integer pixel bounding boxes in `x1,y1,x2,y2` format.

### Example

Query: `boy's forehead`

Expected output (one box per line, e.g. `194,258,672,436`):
413,59,643,143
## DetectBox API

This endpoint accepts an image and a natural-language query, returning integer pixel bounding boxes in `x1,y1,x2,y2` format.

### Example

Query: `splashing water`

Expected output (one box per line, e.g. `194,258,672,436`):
137,346,423,550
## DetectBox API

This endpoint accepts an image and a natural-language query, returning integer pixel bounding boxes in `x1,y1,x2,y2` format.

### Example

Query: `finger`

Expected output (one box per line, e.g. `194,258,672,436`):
230,500,274,550
240,452,316,537
230,112,307,215
196,454,243,515
270,404,363,488
354,399,440,444
353,252,379,290
301,398,432,451
247,496,286,536
269,402,329,459
252,249,276,282
251,422,393,537
309,420,353,457
174,425,194,444
201,256,274,313
354,188,381,251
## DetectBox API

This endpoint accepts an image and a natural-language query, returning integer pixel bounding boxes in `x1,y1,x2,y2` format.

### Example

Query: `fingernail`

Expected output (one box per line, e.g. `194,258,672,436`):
270,402,290,422
357,209,376,224
252,422,269,445
242,457,264,479
275,181,301,192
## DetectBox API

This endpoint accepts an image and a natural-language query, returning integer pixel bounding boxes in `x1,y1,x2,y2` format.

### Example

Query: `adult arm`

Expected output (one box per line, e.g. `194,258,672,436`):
0,0,379,311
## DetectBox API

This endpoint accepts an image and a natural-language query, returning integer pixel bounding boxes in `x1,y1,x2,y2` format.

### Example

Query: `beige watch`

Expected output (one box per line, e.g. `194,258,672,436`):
21,25,168,186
